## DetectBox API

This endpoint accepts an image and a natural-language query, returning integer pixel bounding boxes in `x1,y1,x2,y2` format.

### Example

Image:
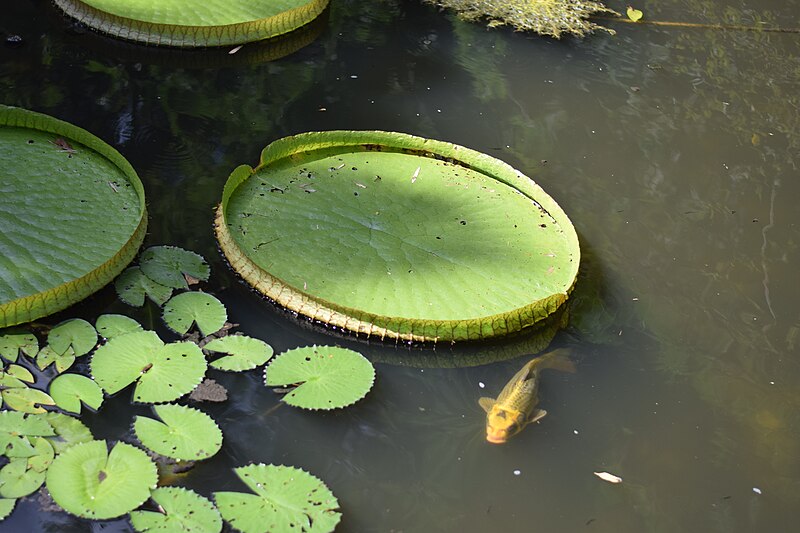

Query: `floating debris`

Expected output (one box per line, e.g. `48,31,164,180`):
593,471,623,484
424,0,618,38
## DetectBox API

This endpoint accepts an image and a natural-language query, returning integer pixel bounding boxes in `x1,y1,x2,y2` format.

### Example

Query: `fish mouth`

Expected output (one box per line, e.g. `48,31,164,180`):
486,434,507,444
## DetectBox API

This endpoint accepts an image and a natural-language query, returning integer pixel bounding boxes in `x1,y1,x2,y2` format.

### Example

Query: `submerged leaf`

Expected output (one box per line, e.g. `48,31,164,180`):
265,346,375,410
0,458,46,498
130,486,222,533
49,374,104,414
626,6,643,21
115,267,173,307
205,335,274,372
95,314,143,339
163,292,227,337
134,404,222,461
215,464,341,533
139,246,210,290
47,319,97,357
0,329,38,363
46,440,157,519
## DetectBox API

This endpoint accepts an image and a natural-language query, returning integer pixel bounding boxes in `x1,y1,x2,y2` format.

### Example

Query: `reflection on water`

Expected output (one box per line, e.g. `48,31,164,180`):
2,0,800,530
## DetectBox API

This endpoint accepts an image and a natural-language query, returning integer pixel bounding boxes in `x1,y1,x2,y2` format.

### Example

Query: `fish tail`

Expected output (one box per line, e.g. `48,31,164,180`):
529,348,576,373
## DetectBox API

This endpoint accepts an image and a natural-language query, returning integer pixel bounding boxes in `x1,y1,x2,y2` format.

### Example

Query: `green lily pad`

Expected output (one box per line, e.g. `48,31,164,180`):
95,314,143,339
36,345,76,373
0,329,38,363
2,387,55,414
115,267,174,307
26,437,55,473
47,318,97,357
0,370,26,390
134,404,222,461
4,365,33,384
0,105,147,328
49,374,104,414
53,0,331,47
215,464,341,533
0,498,15,520
130,486,222,533
205,335,274,372
215,131,579,343
265,346,375,410
139,246,210,290
0,458,46,499
162,292,227,337
46,440,157,519
0,412,54,458
43,412,94,454
91,331,207,403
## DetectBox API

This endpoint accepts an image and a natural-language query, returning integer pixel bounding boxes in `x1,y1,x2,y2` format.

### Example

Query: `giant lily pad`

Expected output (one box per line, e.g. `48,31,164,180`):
0,105,147,328
46,440,157,519
53,0,331,48
215,464,341,533
215,131,579,342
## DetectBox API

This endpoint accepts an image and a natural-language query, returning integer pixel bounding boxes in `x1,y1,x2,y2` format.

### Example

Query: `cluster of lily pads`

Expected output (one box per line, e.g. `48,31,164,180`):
0,246,376,531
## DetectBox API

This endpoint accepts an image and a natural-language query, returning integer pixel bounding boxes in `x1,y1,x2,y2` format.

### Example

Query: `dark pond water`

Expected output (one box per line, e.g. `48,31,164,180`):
2,0,800,531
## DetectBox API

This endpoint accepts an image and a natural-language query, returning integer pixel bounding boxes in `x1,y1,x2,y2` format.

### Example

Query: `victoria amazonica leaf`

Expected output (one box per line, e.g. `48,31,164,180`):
205,335,274,372
91,331,207,403
215,131,579,343
134,404,222,461
46,440,157,519
162,292,227,337
130,487,222,533
265,346,375,410
139,246,209,290
0,106,147,328
215,464,341,533
53,0,330,47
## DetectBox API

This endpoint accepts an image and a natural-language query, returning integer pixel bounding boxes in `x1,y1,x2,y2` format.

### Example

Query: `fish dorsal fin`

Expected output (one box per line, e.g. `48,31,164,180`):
478,397,496,412
527,409,547,425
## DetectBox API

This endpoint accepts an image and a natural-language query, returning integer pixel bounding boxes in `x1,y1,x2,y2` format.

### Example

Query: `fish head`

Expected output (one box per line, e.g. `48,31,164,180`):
485,406,526,444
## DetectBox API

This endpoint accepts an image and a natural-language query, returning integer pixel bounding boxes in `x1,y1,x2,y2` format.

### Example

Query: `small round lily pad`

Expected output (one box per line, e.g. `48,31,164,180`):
115,267,173,307
43,412,94,454
0,328,39,363
0,458,45,499
204,335,274,372
0,105,147,328
162,292,227,337
134,404,222,461
130,486,222,533
46,440,157,519
265,345,375,410
47,318,97,357
95,314,143,339
215,464,341,533
139,246,210,290
49,374,104,414
215,131,579,342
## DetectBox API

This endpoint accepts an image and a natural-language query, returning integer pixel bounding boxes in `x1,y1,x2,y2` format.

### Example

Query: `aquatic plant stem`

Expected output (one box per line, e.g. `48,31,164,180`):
601,16,800,33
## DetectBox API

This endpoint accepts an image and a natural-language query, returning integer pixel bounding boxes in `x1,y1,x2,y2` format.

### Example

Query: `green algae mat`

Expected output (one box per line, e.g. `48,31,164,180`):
216,131,579,343
54,0,330,47
0,106,147,328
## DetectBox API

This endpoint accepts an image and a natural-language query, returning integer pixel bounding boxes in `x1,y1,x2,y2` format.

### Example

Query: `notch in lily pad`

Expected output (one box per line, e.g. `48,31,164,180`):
215,464,341,533
46,440,157,519
115,266,173,307
163,292,227,337
47,318,97,357
134,404,222,461
91,331,207,404
140,246,210,290
265,345,375,410
49,374,104,414
130,486,222,533
204,335,273,372
0,328,39,363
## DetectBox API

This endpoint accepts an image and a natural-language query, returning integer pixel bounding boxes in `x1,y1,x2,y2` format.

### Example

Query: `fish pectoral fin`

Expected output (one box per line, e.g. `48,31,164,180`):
527,409,547,424
478,397,496,413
